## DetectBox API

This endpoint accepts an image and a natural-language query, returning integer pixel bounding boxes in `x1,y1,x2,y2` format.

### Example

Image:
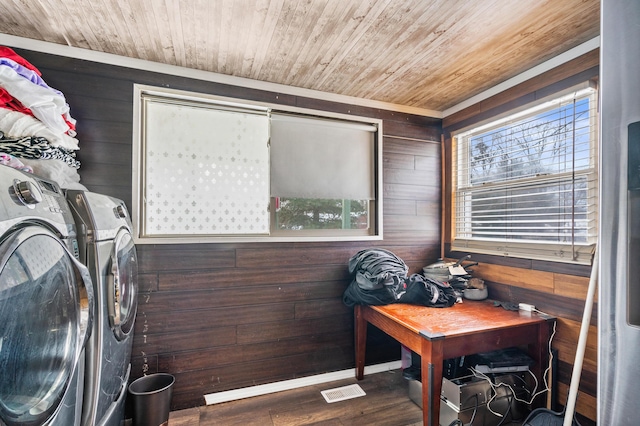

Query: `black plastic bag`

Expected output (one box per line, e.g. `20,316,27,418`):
398,274,458,308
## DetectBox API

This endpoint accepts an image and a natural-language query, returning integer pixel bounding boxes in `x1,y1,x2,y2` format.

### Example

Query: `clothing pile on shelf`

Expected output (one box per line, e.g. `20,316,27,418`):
0,46,85,189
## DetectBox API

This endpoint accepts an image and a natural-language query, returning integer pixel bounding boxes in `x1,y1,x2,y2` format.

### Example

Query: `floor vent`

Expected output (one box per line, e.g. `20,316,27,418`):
320,384,366,403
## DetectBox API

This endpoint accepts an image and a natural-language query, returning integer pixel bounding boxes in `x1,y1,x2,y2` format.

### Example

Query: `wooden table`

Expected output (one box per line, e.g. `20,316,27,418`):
354,300,554,426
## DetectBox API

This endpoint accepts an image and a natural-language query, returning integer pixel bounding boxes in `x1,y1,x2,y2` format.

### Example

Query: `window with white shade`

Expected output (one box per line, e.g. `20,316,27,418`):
452,85,598,264
140,95,271,237
270,113,376,235
133,85,382,243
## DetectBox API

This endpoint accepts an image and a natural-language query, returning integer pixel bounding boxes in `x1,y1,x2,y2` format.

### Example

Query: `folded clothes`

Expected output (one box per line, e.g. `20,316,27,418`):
0,63,75,135
0,108,79,150
20,158,86,190
0,57,64,96
0,131,80,168
0,46,41,75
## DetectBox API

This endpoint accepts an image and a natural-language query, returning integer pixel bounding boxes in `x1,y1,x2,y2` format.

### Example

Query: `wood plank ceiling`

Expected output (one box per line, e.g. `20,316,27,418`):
0,0,600,113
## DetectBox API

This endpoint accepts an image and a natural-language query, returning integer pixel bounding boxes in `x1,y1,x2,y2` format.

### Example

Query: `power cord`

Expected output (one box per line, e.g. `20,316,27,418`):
469,317,557,418
495,388,514,426
445,393,479,426
445,308,556,425
467,394,479,425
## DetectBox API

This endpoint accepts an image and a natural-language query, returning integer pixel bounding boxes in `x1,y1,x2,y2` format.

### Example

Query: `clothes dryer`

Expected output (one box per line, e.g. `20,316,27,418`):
66,190,138,426
0,164,94,426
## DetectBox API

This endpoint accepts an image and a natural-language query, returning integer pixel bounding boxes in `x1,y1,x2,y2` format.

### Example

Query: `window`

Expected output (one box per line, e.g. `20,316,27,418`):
270,113,376,236
132,85,382,243
138,93,271,237
452,85,598,264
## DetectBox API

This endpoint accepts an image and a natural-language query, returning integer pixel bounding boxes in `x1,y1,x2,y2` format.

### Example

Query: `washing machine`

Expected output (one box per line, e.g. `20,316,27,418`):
65,190,138,426
0,164,94,426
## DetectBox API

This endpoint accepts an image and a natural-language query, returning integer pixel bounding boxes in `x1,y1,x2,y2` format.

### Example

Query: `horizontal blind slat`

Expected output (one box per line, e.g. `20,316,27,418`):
452,87,598,264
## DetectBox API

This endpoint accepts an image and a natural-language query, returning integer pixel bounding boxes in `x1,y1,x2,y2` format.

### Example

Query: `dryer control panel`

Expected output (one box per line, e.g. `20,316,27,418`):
0,165,75,239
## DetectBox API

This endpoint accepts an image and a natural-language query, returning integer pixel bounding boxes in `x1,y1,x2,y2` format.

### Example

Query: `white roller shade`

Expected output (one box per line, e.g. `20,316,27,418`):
270,113,376,200
141,95,270,236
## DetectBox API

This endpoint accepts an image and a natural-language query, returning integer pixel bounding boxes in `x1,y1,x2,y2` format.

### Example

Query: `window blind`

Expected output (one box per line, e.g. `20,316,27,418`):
452,87,598,264
270,113,377,200
133,84,383,243
140,95,271,237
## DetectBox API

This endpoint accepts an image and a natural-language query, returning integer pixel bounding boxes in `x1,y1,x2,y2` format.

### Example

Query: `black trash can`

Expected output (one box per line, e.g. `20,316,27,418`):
128,373,175,426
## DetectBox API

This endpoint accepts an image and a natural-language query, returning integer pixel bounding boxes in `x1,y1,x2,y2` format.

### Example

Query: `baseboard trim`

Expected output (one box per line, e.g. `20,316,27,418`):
203,360,402,405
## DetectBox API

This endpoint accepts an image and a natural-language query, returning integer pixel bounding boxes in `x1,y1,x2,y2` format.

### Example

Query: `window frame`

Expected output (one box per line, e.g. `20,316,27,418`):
450,83,598,264
132,84,383,244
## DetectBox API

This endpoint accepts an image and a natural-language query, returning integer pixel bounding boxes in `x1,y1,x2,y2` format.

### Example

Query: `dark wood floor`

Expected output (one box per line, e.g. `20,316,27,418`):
168,370,421,426
167,370,528,426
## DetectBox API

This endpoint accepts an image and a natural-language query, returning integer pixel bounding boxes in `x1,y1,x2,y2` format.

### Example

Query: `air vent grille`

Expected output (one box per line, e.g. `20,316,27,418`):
320,384,366,403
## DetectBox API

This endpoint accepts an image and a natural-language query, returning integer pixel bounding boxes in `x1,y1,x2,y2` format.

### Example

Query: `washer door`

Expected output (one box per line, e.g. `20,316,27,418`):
108,228,138,340
0,226,93,426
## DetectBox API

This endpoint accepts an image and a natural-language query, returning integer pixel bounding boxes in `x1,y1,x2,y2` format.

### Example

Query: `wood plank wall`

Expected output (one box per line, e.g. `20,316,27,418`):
443,49,600,426
11,47,443,410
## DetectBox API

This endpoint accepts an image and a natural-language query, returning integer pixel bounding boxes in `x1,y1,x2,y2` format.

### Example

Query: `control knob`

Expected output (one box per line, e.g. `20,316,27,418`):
115,204,128,219
13,179,43,207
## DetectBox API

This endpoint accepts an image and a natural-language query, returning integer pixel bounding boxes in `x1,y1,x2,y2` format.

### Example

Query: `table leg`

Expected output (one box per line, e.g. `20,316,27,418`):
421,338,444,426
355,305,367,380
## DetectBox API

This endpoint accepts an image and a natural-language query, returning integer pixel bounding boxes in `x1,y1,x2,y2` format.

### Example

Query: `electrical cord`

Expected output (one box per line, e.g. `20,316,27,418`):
469,317,557,418
495,388,514,426
510,371,533,394
445,310,556,425
445,393,479,426
531,307,557,401
467,393,479,425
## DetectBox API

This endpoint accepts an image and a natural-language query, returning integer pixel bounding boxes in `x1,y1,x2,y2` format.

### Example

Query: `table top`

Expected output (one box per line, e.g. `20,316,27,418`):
369,300,552,340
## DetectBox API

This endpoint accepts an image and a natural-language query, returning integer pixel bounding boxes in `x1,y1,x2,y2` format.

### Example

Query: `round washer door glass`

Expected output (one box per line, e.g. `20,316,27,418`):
109,229,138,339
0,228,83,425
